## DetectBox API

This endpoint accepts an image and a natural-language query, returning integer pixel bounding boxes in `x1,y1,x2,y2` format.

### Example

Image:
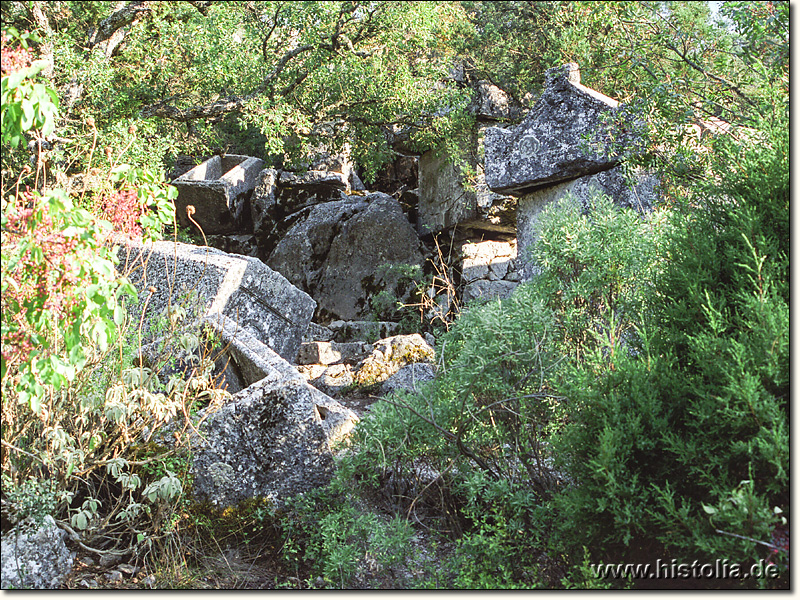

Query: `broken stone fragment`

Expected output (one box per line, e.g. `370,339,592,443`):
1,516,76,589
191,370,359,508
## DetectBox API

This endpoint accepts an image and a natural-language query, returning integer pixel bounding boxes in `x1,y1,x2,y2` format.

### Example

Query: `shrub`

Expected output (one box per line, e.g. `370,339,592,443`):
551,112,789,586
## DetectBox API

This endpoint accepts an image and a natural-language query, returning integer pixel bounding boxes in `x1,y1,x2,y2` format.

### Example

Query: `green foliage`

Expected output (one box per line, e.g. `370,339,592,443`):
1,29,58,148
530,190,669,362
280,485,413,589
551,112,788,577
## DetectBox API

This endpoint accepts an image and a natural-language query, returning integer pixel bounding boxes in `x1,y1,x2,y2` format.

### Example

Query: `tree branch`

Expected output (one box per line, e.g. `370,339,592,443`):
141,43,314,121
87,1,153,56
663,41,759,110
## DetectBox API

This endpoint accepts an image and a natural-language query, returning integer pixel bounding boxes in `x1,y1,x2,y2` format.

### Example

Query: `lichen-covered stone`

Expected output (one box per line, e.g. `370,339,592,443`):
117,239,315,362
484,63,626,195
191,369,359,508
354,334,435,386
381,363,437,395
307,193,425,322
1,516,75,589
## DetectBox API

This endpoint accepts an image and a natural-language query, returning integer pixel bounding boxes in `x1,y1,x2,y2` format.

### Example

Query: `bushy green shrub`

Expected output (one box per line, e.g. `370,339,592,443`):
551,112,788,585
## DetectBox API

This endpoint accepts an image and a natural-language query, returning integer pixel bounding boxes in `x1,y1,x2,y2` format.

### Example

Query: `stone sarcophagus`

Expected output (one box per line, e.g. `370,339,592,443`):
172,154,264,235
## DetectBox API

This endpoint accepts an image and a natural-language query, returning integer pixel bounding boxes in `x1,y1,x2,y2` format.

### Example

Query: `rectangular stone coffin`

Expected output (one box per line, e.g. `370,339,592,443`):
118,239,315,362
172,154,264,234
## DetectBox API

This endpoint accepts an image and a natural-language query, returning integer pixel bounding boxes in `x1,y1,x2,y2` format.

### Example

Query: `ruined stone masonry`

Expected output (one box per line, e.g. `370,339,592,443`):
484,63,660,280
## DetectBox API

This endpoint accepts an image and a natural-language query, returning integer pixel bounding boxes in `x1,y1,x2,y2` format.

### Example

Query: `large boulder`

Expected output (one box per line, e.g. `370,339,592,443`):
191,365,359,508
117,239,315,362
250,168,351,256
316,193,426,321
266,197,367,296
1,516,75,589
484,63,627,195
267,193,425,323
172,154,264,234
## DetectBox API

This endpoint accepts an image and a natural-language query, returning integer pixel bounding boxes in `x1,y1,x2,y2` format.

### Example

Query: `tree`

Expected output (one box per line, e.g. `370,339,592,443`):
1,1,473,180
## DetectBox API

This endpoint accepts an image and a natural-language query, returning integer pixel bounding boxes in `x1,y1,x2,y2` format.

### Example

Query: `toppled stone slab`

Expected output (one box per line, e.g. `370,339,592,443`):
266,197,367,293
191,370,359,508
117,239,315,362
172,154,264,234
484,63,626,195
279,169,349,190
316,193,425,322
1,516,75,589
515,165,660,280
418,147,478,235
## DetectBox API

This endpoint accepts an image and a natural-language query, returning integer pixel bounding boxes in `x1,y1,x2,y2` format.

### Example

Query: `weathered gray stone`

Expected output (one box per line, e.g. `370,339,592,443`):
303,322,335,343
267,198,367,295
297,363,355,397
268,193,424,322
515,165,659,280
381,363,437,395
117,239,315,362
250,168,279,238
316,193,425,322
418,128,517,236
172,154,265,234
470,80,522,122
418,147,478,235
1,516,75,589
462,279,518,303
485,63,626,195
191,371,359,508
202,312,305,387
279,169,349,190
350,170,367,192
